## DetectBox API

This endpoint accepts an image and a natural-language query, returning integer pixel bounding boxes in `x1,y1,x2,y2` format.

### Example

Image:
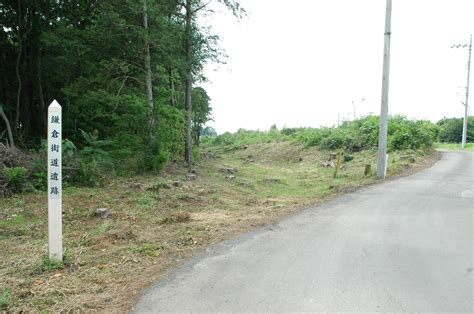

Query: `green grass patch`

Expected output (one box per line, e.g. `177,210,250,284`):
0,214,26,228
434,142,474,151
129,243,160,257
93,221,113,236
0,288,12,310
39,256,64,272
137,194,157,208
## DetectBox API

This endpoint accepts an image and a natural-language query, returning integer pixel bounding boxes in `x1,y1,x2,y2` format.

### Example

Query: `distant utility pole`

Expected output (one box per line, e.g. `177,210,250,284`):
451,34,472,149
352,101,356,120
377,0,392,179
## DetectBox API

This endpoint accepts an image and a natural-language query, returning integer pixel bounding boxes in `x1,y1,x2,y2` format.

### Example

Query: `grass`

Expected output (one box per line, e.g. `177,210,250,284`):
0,141,439,312
39,256,65,272
434,142,474,151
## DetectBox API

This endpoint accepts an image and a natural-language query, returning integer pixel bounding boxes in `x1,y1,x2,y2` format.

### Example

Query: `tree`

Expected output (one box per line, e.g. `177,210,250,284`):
437,116,473,143
143,0,155,143
184,0,194,164
191,87,212,146
201,126,217,138
182,0,244,165
0,0,242,173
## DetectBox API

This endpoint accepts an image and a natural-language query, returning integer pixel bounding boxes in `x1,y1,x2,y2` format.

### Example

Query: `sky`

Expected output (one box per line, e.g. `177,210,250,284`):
201,0,474,134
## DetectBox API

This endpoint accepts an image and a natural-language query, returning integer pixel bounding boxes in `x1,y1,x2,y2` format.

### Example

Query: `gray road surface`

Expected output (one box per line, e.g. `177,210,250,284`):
134,151,474,313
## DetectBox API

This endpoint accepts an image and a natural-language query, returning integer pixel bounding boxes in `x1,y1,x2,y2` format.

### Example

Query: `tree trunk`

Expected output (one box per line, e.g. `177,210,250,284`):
168,64,177,107
184,0,193,165
143,0,155,143
14,0,22,131
38,53,46,132
0,105,15,149
195,128,200,147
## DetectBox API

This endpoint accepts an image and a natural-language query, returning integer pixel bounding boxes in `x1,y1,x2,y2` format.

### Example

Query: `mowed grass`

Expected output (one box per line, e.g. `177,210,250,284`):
434,142,474,151
0,141,438,312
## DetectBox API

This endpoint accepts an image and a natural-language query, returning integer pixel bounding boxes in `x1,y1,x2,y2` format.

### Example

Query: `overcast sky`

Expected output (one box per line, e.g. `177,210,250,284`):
201,0,474,134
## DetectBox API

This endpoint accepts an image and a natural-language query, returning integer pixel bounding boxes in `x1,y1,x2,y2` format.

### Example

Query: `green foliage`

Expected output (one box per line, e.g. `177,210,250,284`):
138,106,186,173
3,167,28,193
207,116,439,152
67,130,113,186
201,126,217,138
73,159,111,187
34,171,48,191
40,256,64,272
193,146,202,161
192,87,213,145
435,142,474,151
437,116,473,143
388,116,440,150
0,0,236,179
211,127,289,147
0,288,11,310
79,129,111,160
38,249,76,273
62,139,77,158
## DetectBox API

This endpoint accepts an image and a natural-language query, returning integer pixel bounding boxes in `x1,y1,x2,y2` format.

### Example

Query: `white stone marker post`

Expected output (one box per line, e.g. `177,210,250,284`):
48,100,63,261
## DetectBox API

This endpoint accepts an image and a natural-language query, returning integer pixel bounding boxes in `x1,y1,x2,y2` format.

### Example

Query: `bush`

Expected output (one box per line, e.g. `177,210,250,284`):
211,127,288,147
3,166,28,194
72,159,112,187
437,116,473,143
388,116,439,150
206,116,439,153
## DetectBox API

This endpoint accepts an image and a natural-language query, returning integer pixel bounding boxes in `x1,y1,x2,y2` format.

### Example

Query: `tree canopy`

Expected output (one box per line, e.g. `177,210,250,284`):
0,0,242,172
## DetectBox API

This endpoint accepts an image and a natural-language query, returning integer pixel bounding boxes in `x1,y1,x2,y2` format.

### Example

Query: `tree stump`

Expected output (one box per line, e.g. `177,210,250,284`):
364,164,371,176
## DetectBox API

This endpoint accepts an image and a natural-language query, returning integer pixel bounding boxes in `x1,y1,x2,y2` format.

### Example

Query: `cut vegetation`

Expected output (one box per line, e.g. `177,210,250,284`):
1,136,439,312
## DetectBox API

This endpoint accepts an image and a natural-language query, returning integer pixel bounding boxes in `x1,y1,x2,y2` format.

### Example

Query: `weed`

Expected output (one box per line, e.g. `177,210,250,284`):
0,288,11,310
0,214,25,228
73,207,87,216
3,166,28,193
211,193,221,201
129,243,160,257
94,221,113,235
40,256,64,272
37,249,76,273
148,179,171,191
137,194,156,208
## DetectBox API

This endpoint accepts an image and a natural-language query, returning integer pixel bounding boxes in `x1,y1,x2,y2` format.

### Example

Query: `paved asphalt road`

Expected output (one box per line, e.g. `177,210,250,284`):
134,151,473,313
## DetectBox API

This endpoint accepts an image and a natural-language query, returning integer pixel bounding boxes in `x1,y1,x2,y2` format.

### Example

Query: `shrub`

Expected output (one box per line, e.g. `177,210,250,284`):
205,116,438,153
211,128,288,147
71,158,113,187
388,116,439,150
437,116,473,143
3,167,28,193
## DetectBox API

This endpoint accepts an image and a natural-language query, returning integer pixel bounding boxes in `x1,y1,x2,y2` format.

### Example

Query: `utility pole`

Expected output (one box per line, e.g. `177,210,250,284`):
377,0,392,179
452,35,472,148
352,100,356,120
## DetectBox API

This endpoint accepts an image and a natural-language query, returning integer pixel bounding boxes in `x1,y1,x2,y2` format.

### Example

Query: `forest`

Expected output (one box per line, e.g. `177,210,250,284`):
0,0,242,172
